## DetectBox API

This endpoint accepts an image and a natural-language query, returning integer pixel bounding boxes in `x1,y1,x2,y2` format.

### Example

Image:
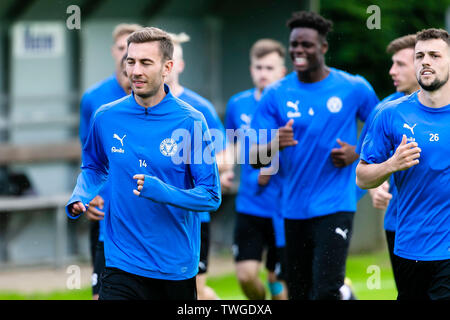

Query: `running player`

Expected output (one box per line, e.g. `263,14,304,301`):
67,27,221,300
356,34,419,290
225,38,287,300
78,23,141,300
357,28,450,300
249,11,379,300
165,31,230,300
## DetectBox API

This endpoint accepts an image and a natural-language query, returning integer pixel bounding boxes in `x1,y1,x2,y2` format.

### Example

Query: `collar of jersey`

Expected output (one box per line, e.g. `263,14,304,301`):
413,91,450,113
129,84,176,115
293,68,335,90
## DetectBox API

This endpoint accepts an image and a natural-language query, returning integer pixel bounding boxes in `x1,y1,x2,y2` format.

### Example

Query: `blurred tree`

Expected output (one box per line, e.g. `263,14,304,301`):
320,0,450,99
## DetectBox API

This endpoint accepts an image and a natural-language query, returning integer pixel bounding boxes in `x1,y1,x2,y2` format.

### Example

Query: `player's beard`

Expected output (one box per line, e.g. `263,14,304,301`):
418,70,449,92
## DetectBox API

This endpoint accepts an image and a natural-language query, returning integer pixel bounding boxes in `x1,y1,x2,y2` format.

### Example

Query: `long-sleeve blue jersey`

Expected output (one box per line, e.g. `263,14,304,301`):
66,85,221,280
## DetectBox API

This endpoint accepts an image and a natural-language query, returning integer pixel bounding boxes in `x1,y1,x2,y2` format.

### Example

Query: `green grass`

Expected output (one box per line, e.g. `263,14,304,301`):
0,250,397,300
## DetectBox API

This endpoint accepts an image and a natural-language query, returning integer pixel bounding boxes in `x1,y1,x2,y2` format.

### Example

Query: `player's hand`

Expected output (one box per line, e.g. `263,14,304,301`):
85,195,105,221
276,119,298,150
257,171,271,186
133,174,145,196
330,139,358,168
368,180,392,210
220,169,235,193
387,134,421,172
68,201,86,217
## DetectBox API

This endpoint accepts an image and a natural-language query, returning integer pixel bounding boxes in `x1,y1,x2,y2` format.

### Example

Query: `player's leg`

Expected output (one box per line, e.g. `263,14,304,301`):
284,218,313,300
385,230,400,290
89,220,100,298
265,220,287,300
396,257,431,300
233,213,266,300
99,267,147,300
92,240,105,300
428,259,450,300
196,222,220,300
311,212,354,300
159,276,198,300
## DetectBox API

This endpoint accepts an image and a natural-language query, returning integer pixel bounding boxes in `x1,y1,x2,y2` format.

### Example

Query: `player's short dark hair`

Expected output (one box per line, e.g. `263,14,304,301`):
127,27,174,61
250,39,286,61
416,28,450,46
286,11,333,39
386,34,416,54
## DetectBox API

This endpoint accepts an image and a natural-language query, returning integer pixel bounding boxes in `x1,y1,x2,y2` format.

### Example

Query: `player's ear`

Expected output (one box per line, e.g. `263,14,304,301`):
321,40,328,55
162,59,174,77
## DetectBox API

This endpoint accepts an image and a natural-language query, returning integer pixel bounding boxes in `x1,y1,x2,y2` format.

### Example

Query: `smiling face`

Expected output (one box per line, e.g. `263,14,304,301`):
289,27,327,74
126,41,173,99
415,38,450,92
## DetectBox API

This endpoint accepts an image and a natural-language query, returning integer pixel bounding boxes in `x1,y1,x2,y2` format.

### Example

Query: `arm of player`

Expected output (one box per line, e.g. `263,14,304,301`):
133,116,221,212
250,119,297,169
330,139,359,168
66,116,109,219
356,134,421,189
133,174,221,212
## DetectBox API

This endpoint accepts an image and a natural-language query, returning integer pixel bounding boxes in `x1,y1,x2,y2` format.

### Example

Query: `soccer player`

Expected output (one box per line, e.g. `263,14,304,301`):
78,23,141,300
67,27,221,300
356,34,419,290
225,39,288,300
249,11,379,300
356,28,450,300
165,31,230,300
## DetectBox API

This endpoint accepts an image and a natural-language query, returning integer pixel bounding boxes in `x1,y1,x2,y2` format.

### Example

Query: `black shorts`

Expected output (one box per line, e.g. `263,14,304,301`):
284,211,354,300
99,267,197,300
396,256,450,300
92,241,106,295
198,222,210,275
233,212,277,272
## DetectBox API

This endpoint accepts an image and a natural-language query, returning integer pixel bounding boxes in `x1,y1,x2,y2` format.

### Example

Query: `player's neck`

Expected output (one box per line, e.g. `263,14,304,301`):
134,84,167,108
403,85,420,95
254,88,263,101
418,81,450,108
296,65,330,83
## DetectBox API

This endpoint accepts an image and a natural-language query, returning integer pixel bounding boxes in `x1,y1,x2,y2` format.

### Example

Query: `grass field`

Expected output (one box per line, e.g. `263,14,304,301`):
0,250,397,300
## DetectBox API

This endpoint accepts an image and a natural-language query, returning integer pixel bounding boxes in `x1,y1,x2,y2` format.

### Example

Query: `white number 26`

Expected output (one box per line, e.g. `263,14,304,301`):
429,133,439,142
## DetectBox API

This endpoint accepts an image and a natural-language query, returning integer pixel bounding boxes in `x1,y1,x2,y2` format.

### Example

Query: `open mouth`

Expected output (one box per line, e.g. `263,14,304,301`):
293,56,308,68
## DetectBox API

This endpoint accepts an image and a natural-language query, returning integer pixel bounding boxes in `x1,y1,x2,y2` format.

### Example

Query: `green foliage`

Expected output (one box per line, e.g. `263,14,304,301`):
321,0,450,99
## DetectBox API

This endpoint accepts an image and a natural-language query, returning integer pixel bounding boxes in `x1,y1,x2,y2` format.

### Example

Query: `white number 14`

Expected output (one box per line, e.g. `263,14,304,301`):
139,159,147,167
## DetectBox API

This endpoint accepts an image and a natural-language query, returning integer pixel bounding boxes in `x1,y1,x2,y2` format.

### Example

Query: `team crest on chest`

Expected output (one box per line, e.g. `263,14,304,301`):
327,96,343,113
160,138,178,157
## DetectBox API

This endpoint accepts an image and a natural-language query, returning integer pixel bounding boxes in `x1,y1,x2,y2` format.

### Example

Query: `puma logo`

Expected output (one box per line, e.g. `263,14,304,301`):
335,227,348,240
403,123,417,135
286,100,299,113
113,133,126,146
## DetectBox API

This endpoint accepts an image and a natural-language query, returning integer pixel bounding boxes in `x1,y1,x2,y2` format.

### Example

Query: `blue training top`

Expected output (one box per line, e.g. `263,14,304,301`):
67,85,221,279
252,69,379,220
361,92,450,261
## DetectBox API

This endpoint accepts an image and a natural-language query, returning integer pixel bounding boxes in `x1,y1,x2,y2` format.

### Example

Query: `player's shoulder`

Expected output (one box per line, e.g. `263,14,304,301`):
181,88,213,107
228,88,255,106
82,74,116,98
332,68,374,90
375,92,416,119
93,94,131,120
180,88,217,115
172,94,206,123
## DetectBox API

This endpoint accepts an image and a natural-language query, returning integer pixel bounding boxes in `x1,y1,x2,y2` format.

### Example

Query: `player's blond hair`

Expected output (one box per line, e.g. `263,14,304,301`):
112,23,142,42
